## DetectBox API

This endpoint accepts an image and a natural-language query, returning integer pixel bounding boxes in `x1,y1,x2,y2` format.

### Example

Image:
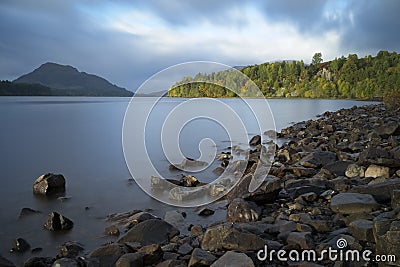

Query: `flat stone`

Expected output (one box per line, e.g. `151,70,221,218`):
348,219,374,242
210,251,254,267
330,193,379,214
365,164,390,178
188,248,217,267
117,219,179,245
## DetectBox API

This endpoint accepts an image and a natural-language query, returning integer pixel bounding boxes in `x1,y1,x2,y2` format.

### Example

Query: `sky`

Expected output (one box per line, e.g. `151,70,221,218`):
1,0,399,91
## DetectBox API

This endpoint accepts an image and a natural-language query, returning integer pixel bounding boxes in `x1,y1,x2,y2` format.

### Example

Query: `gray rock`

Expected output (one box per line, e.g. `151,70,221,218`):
18,208,41,219
115,253,144,267
156,259,185,267
373,214,400,266
117,219,179,245
392,190,400,209
210,251,254,267
188,248,217,267
201,223,265,251
227,198,261,223
374,120,399,137
0,255,15,267
249,135,261,146
324,161,351,176
137,244,163,265
33,173,65,196
330,193,379,214
348,219,374,242
365,164,390,178
359,147,399,167
90,244,127,267
24,257,54,267
350,179,400,203
177,243,193,255
43,212,73,231
286,232,315,249
164,211,187,235
345,164,365,178
52,258,80,267
299,151,337,168
58,241,84,258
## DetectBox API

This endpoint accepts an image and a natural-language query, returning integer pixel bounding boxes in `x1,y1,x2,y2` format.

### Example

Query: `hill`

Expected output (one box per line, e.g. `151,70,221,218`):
10,62,133,96
168,50,400,99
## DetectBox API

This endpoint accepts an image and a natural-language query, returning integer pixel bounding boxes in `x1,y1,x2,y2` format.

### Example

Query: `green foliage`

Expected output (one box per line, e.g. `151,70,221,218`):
0,80,52,96
169,51,400,99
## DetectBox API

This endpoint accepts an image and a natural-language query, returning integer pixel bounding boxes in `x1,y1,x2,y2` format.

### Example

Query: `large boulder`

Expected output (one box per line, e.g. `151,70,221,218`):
364,164,390,178
90,244,128,267
115,253,144,267
299,151,337,168
188,248,217,267
210,251,254,267
350,179,400,203
330,193,379,214
33,173,65,196
117,219,179,245
227,198,261,223
373,212,400,266
359,148,399,167
201,223,265,251
43,212,73,231
348,219,374,242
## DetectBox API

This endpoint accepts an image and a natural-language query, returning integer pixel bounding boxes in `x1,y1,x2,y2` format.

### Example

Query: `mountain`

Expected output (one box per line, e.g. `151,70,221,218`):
13,62,133,96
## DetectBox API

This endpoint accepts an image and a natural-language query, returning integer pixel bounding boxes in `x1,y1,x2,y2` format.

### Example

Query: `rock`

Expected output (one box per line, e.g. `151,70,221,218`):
177,243,193,255
164,211,187,235
359,147,399,167
201,223,265,251
264,129,278,138
0,255,15,267
226,174,281,203
181,175,200,187
374,120,399,137
33,173,65,196
197,208,214,216
90,244,127,266
364,164,390,178
117,219,179,245
249,135,261,146
43,212,73,231
31,247,43,253
373,213,400,266
392,190,400,209
104,225,120,236
11,238,30,253
190,225,204,238
52,258,80,267
24,257,54,267
115,253,144,267
350,179,400,203
210,251,254,267
345,164,365,178
299,151,337,168
216,152,231,160
330,193,379,214
138,244,163,265
58,241,84,258
156,260,185,267
324,161,351,176
188,248,217,267
124,212,158,229
175,158,208,171
227,198,261,222
348,219,374,242
18,208,41,219
286,232,315,249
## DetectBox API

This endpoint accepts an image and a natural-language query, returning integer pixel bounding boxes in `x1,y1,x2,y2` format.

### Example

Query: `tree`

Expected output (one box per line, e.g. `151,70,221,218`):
312,52,323,66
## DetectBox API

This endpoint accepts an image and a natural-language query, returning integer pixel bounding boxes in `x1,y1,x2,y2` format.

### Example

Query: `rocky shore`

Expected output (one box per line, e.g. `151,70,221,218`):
2,103,400,267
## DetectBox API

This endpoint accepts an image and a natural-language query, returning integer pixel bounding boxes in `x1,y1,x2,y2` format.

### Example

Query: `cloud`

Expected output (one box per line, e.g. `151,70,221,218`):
0,0,399,91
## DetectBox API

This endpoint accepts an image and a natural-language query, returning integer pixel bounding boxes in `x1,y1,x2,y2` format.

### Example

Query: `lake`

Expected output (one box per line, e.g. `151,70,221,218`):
0,96,377,263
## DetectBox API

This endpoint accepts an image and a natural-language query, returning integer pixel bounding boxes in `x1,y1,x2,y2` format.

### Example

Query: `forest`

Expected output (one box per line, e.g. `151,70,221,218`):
168,51,400,99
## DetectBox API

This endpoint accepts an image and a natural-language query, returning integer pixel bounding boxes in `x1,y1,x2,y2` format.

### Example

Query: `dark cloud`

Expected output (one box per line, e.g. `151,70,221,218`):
340,0,400,54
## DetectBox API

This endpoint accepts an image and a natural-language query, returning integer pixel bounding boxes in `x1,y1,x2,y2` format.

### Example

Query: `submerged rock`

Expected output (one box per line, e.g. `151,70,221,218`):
43,212,73,231
33,173,65,196
11,238,30,253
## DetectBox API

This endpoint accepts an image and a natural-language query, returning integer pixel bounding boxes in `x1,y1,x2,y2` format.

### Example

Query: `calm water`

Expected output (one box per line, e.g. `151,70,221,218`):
0,97,377,263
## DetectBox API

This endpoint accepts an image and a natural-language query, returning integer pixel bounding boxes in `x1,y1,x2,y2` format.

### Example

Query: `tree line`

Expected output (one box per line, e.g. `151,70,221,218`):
168,51,400,99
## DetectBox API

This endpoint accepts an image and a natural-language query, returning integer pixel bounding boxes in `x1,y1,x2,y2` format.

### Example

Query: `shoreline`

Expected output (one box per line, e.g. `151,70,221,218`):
4,103,400,266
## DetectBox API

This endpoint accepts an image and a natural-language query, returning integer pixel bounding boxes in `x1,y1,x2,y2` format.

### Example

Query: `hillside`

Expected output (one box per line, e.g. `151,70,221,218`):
168,50,400,99
10,62,133,96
